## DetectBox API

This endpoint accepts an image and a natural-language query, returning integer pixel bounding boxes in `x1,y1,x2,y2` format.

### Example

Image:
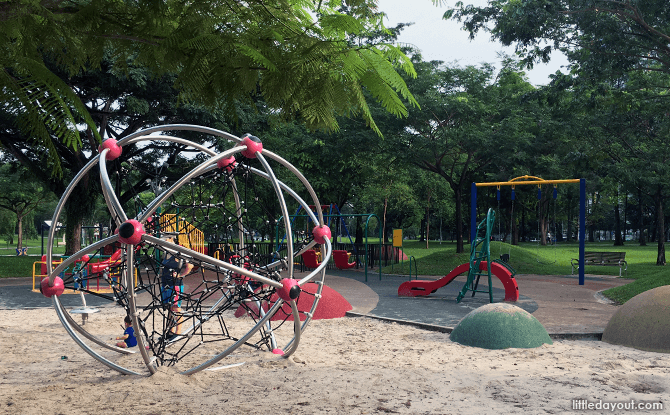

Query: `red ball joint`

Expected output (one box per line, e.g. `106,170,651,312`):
241,135,262,158
277,278,301,302
312,225,331,245
98,139,122,161
118,219,145,245
217,155,237,172
40,276,65,298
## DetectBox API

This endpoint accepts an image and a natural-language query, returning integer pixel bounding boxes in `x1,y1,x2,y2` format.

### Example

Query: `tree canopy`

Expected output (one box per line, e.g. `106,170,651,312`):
2,0,418,176
445,0,670,81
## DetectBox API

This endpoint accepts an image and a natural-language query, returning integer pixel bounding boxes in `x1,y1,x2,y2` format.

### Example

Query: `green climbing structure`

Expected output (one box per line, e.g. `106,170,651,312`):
457,208,495,303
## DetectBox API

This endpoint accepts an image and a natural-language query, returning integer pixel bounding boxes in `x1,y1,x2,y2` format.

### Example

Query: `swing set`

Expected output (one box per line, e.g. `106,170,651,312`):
470,175,587,285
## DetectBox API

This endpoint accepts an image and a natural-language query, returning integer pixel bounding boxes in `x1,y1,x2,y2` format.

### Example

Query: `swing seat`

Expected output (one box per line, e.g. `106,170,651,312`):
301,250,321,269
333,250,356,270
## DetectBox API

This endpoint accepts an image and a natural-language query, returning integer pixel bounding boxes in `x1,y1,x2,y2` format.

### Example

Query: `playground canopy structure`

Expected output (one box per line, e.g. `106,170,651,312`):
471,175,586,285
40,124,333,376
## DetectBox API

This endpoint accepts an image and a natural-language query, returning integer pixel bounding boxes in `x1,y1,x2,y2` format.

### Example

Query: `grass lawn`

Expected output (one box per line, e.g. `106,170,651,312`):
383,240,670,304
0,237,67,280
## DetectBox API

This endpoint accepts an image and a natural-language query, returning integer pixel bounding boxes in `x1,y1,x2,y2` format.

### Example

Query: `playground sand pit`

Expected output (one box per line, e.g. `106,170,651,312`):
0,308,668,414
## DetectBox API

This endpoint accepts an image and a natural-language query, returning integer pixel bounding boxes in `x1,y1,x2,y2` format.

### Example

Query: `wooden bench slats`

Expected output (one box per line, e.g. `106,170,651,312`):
571,251,627,276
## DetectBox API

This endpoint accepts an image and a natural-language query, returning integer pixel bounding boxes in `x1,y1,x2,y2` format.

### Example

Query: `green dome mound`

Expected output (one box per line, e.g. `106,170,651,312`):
450,303,552,349
602,285,670,353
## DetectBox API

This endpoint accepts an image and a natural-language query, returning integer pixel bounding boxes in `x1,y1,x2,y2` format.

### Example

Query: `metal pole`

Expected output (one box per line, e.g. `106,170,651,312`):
579,178,586,285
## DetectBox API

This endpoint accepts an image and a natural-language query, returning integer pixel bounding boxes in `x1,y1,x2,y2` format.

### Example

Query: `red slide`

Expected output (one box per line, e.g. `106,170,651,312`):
398,261,519,302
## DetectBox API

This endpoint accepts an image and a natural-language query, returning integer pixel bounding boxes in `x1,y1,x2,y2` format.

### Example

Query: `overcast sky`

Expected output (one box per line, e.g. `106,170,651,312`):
376,0,569,86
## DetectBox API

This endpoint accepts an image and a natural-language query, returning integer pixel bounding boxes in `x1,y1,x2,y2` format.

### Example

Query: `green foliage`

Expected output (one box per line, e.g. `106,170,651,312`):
1,0,418,172
0,161,55,249
448,0,670,82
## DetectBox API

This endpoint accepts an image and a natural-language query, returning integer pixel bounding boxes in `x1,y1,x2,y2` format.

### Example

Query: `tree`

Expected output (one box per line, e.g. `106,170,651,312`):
2,0,418,176
446,0,670,81
0,160,55,251
1,59,242,254
392,56,536,252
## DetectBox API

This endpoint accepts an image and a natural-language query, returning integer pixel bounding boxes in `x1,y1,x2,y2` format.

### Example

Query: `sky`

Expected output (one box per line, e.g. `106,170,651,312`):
376,0,570,86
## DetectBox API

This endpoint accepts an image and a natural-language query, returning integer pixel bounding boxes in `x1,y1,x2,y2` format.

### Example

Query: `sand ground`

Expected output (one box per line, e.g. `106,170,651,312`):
0,307,667,415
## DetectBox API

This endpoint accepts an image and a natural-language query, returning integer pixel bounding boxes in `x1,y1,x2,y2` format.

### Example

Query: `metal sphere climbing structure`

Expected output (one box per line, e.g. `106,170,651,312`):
41,125,332,375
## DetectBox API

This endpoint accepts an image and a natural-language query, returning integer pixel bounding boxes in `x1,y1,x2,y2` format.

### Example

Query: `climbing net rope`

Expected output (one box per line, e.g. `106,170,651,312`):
41,125,332,375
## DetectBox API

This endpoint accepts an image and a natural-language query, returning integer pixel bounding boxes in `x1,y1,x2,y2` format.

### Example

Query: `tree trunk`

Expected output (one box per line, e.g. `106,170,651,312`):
655,185,665,265
638,187,646,246
425,190,431,249
64,173,94,256
623,194,628,242
455,188,464,253
419,218,425,242
425,208,430,249
521,203,526,242
566,193,573,242
382,197,388,243
614,188,623,246
16,213,24,250
354,216,363,245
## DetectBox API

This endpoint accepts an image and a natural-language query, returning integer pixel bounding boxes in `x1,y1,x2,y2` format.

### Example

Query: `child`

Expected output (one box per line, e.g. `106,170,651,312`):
115,315,138,348
160,235,194,338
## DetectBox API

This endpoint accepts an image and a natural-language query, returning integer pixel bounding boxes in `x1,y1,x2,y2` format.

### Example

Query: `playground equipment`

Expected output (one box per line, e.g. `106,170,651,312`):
602,285,670,353
159,214,206,254
279,209,383,281
332,250,356,269
450,303,552,349
398,262,519,301
40,124,333,376
398,208,519,303
301,250,321,269
472,175,587,285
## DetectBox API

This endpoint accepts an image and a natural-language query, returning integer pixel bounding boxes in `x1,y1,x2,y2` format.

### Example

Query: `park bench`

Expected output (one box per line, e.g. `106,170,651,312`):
571,251,627,277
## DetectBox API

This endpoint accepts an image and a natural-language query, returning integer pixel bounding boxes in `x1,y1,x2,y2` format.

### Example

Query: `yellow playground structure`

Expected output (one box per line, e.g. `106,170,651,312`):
159,214,206,254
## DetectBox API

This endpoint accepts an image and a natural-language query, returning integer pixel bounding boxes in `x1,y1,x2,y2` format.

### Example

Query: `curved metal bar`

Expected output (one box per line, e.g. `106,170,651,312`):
247,167,320,226
142,235,283,289
231,177,246,254
138,148,241,223
49,235,120,279
53,299,135,355
99,170,122,228
125,246,156,374
123,135,218,157
180,299,286,375
116,124,243,147
279,300,303,358
256,153,294,277
53,296,141,376
297,237,332,286
262,149,326,226
46,155,102,284
99,150,128,223
283,238,331,352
